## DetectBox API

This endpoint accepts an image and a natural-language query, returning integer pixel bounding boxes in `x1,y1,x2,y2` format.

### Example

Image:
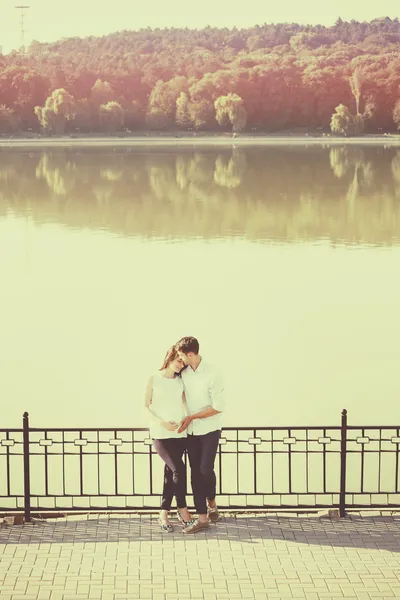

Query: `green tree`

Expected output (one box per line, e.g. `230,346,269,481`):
349,68,364,115
227,94,247,132
175,92,191,128
146,77,189,128
393,99,400,130
330,104,365,135
34,88,76,134
188,99,216,130
214,93,247,132
99,101,125,132
214,95,230,129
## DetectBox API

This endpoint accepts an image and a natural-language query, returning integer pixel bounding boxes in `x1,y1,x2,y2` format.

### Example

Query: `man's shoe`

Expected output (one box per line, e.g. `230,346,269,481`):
182,519,210,534
207,505,220,522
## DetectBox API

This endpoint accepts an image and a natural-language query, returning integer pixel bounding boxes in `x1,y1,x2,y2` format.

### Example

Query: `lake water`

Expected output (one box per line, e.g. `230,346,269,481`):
1,143,400,430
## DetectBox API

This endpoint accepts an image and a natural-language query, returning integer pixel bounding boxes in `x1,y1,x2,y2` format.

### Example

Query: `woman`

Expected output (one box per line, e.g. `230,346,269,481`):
144,346,194,532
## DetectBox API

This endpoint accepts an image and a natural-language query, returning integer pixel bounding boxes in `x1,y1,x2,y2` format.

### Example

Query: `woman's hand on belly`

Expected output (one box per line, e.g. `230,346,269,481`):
162,421,178,432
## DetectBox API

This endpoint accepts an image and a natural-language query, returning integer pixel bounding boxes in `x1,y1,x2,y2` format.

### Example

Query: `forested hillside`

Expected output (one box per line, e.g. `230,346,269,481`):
1,17,400,134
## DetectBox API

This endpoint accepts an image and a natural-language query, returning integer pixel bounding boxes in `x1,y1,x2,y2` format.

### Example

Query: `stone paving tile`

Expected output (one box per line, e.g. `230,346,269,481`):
0,513,399,599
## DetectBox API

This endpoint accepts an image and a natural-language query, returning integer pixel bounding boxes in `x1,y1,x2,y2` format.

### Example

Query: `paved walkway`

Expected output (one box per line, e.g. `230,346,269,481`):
1,512,400,600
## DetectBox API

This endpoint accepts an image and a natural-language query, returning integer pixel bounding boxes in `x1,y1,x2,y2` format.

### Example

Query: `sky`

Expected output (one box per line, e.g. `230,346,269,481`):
1,0,400,53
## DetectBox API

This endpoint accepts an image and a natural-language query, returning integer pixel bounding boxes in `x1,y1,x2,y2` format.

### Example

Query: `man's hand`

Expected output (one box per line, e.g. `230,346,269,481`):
178,416,192,434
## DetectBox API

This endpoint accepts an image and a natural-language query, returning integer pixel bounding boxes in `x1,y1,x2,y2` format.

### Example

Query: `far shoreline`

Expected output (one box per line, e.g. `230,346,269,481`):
1,133,400,148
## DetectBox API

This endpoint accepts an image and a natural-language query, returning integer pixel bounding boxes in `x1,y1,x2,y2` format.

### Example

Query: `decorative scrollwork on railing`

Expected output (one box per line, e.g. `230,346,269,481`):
1,439,15,447
73,439,88,446
108,439,123,446
2,416,400,518
39,439,53,446
283,437,296,445
248,437,262,445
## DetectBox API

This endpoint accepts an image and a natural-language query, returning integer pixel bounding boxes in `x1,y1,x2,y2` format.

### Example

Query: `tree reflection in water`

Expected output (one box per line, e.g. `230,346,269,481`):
1,145,400,245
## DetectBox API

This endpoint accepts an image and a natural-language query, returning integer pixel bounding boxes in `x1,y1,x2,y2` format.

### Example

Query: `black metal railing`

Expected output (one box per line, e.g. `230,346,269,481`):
1,410,399,522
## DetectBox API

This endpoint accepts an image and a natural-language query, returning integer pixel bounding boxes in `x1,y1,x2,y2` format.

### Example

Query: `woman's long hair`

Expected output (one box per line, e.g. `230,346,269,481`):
159,345,186,377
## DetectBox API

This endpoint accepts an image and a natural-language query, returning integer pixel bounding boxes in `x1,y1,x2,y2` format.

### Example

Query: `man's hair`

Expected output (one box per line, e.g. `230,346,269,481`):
175,336,199,355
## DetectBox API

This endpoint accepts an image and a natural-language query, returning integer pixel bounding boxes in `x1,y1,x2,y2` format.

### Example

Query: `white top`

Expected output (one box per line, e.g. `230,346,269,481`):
181,358,225,436
149,372,186,439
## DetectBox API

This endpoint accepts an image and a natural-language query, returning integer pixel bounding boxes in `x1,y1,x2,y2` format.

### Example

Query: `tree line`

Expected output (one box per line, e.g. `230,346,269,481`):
1,17,400,135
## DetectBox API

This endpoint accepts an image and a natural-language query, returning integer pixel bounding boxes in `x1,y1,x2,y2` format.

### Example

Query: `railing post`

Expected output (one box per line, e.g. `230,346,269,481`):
23,412,31,523
339,408,348,518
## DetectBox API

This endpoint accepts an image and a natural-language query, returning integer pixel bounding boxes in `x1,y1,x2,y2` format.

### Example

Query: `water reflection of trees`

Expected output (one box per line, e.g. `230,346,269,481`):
1,146,400,245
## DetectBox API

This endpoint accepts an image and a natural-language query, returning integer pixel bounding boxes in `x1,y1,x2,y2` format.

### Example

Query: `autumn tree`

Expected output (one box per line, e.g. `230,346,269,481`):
91,80,116,107
0,66,49,130
0,105,18,133
125,100,144,130
72,98,92,132
2,20,400,133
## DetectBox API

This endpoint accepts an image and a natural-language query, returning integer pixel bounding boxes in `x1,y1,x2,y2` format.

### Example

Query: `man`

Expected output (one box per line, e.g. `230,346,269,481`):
175,336,225,534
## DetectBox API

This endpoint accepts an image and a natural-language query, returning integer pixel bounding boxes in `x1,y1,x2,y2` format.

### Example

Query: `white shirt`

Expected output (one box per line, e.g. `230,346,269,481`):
149,372,186,439
181,358,225,436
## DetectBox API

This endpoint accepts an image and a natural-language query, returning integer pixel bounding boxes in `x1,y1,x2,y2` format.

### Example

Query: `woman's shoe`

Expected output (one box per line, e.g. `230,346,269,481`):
158,519,173,533
176,508,195,527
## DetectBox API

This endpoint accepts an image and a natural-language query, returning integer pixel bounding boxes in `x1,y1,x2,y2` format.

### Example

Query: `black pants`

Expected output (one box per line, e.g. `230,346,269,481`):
153,437,187,511
186,429,221,515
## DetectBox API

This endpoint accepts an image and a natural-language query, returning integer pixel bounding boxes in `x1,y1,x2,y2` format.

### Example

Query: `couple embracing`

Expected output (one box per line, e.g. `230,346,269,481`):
144,336,224,534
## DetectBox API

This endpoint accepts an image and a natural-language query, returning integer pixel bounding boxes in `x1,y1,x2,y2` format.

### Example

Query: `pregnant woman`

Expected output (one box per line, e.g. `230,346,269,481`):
144,346,194,532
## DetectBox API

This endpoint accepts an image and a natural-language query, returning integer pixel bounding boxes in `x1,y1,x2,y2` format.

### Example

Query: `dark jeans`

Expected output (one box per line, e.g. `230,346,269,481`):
186,429,221,515
153,437,187,511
